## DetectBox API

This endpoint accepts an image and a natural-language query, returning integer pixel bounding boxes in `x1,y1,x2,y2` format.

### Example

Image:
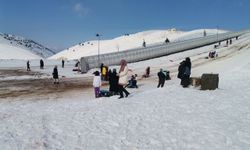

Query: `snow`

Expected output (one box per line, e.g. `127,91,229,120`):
0,33,55,58
49,29,227,60
0,31,250,149
0,38,42,60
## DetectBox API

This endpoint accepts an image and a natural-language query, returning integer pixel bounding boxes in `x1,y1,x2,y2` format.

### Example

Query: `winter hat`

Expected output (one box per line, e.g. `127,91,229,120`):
93,71,100,76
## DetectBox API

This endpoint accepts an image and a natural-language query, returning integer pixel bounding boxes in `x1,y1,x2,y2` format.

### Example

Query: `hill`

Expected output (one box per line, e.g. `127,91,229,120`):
49,28,226,60
0,33,55,59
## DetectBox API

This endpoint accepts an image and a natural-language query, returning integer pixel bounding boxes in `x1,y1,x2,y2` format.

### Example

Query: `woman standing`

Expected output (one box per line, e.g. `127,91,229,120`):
53,65,59,84
180,57,191,88
118,59,130,99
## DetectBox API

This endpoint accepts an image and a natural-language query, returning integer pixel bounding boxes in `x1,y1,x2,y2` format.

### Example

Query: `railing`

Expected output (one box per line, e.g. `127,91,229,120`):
80,30,248,73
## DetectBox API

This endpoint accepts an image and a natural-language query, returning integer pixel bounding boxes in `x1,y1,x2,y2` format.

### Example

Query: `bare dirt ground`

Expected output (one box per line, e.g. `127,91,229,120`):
0,69,94,99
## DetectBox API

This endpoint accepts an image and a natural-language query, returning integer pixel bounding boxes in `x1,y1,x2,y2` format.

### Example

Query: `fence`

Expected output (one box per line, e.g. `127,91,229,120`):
81,30,247,73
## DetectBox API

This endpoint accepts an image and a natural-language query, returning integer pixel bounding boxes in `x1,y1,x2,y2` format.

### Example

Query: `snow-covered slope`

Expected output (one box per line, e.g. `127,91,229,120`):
49,29,227,60
0,42,42,60
0,33,55,59
0,33,249,150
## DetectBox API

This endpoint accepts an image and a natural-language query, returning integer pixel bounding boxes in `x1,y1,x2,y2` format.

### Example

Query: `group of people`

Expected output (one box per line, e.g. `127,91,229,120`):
26,59,65,71
26,59,66,84
93,59,130,99
208,51,218,58
93,57,192,99
142,38,171,48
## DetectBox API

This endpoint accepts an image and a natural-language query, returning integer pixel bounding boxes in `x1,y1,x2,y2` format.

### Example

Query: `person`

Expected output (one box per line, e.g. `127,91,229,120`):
143,66,150,78
177,60,185,80
40,59,44,69
93,71,102,98
100,63,105,80
75,60,80,67
127,74,138,88
133,74,138,88
104,66,109,81
180,57,192,88
108,69,114,93
163,70,171,80
118,59,130,99
52,65,59,84
27,60,30,71
203,30,207,37
142,40,146,47
165,38,170,43
100,63,104,73
101,65,107,81
157,68,166,88
62,59,65,68
109,69,119,95
209,51,217,58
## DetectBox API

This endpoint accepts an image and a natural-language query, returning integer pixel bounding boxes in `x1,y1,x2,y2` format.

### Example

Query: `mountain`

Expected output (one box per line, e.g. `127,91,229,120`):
49,28,227,60
0,33,55,59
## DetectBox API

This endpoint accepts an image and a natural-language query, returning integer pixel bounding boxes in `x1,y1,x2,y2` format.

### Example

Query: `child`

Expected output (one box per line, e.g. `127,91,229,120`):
93,71,102,98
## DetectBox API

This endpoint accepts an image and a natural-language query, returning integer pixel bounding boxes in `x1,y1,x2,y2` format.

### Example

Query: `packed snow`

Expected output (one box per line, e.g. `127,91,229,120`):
0,30,250,149
49,29,227,60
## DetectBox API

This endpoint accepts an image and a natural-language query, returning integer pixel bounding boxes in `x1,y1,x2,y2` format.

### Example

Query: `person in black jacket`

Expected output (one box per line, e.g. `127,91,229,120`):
157,68,166,88
40,59,44,69
27,60,30,71
109,69,119,95
52,65,59,84
108,69,114,93
62,59,65,68
178,57,191,87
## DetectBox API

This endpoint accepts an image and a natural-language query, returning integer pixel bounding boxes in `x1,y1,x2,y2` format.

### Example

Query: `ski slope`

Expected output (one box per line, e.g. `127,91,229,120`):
49,29,226,60
0,33,250,149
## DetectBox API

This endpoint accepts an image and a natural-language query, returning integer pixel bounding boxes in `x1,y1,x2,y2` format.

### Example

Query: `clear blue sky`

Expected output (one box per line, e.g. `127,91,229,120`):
0,0,249,51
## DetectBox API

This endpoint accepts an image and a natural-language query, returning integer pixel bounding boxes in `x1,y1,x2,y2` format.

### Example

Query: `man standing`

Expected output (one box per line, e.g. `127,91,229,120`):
52,65,59,84
62,59,65,68
27,60,30,71
157,68,166,88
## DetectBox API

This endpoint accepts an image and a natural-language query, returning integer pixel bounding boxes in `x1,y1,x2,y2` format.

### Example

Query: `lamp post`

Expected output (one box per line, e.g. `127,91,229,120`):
216,26,219,43
96,33,101,66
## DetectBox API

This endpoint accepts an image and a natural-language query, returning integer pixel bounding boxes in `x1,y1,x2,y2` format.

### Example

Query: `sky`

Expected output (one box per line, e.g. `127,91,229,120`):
0,0,249,51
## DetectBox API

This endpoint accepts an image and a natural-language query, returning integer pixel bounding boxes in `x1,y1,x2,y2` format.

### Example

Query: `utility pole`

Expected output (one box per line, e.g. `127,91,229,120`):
216,26,219,43
96,33,101,66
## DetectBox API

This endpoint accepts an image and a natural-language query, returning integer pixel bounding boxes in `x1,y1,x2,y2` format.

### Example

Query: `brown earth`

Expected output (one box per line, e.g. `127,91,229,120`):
0,69,95,99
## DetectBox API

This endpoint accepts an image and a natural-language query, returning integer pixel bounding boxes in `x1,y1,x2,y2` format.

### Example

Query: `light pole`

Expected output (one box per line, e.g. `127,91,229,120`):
216,26,219,43
96,33,101,66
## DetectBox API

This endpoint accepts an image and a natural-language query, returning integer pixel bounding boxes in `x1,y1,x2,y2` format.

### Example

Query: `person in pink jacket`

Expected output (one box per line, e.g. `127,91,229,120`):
118,59,130,99
93,71,102,98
